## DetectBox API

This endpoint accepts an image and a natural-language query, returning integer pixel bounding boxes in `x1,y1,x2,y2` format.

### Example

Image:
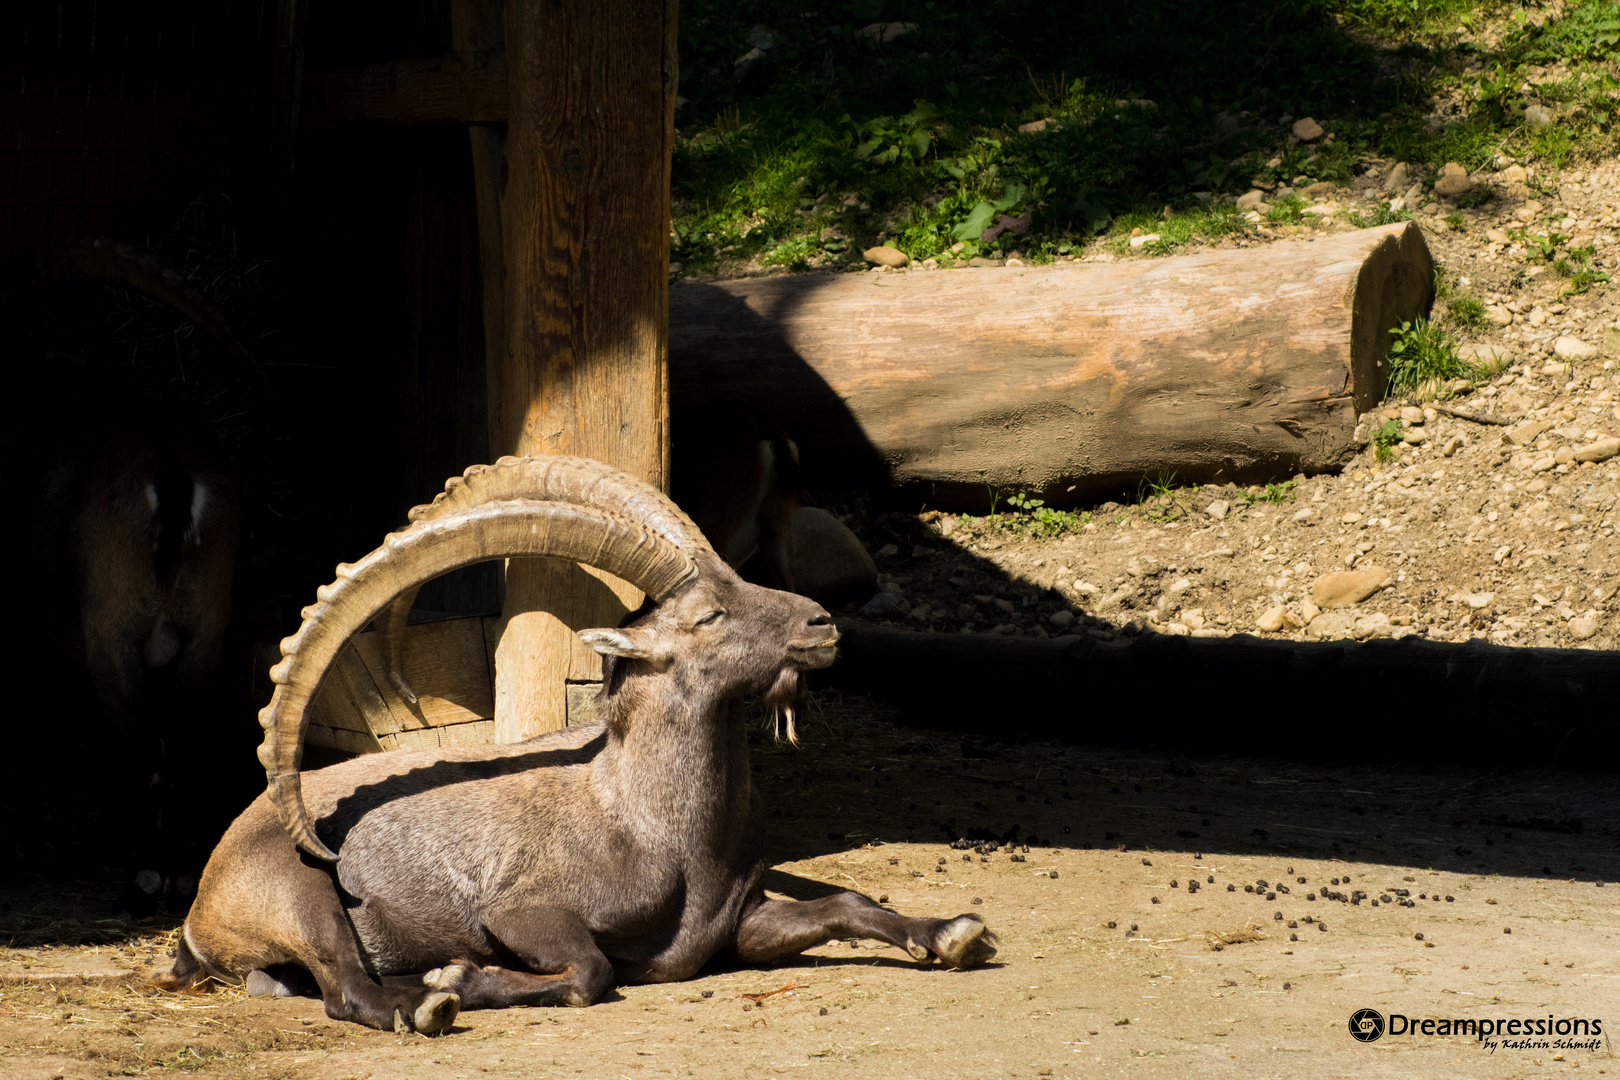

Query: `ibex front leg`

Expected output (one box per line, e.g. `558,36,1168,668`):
421,906,615,1009
733,892,997,969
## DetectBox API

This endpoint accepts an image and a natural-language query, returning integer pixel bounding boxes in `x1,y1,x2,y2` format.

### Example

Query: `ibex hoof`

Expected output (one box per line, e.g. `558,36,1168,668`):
413,991,460,1036
934,915,999,969
905,940,931,961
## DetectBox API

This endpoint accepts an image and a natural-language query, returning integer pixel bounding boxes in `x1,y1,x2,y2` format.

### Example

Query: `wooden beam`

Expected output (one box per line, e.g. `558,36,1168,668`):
487,0,678,740
302,52,509,128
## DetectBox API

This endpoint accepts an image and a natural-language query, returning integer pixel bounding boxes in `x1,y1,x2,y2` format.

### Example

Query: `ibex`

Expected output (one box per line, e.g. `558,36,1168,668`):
159,456,995,1034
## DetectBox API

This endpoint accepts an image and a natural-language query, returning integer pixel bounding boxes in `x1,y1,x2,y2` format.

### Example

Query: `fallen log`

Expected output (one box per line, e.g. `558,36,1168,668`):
819,623,1620,763
670,223,1433,507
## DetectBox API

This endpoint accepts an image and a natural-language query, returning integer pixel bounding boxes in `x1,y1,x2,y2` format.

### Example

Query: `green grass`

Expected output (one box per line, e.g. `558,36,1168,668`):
1385,317,1497,398
669,0,1619,274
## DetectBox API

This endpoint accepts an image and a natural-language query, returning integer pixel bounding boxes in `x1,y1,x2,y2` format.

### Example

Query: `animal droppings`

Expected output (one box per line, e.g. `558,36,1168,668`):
1227,884,1236,892
1415,933,1424,941
1151,896,1160,904
1273,911,1283,920
1170,880,1179,888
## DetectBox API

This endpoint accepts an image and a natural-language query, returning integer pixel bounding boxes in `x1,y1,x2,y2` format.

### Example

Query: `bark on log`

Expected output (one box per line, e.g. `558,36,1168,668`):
670,223,1433,507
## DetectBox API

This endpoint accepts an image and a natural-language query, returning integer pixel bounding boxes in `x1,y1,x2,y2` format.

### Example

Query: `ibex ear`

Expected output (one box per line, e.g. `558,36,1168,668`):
577,627,670,668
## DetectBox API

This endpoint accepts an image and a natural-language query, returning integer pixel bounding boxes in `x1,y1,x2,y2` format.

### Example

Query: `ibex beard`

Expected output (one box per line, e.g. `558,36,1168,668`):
158,456,996,1035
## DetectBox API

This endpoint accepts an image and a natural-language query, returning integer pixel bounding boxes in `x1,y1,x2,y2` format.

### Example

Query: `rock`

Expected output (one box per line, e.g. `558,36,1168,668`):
1168,577,1192,596
966,256,1001,267
863,246,909,268
861,588,908,619
791,508,878,604
1485,227,1512,244
1236,190,1267,212
1205,499,1230,520
1505,420,1553,446
1306,610,1355,639
1074,581,1099,595
1161,622,1191,636
1301,203,1336,216
1554,336,1599,360
1049,609,1076,628
1402,182,1424,208
1128,233,1161,249
1555,446,1576,465
1457,344,1508,365
911,544,936,558
1384,162,1409,192
1291,117,1324,141
1340,512,1362,524
1311,565,1392,609
1402,428,1428,445
1302,181,1337,200
1457,591,1494,609
1499,164,1528,184
1567,613,1601,641
1017,118,1055,134
1292,507,1314,523
1575,438,1620,463
1441,435,1466,457
875,543,899,557
1256,605,1288,632
1301,596,1321,624
1399,406,1424,423
1434,173,1473,199
855,21,918,43
1524,104,1555,129
1485,305,1514,326
1353,613,1393,640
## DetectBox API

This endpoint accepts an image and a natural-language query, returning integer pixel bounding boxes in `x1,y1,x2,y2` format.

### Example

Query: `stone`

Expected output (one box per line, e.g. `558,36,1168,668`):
1161,622,1191,636
1499,164,1528,184
1236,190,1267,212
1434,173,1473,199
1205,499,1230,520
1292,507,1314,523
1458,592,1494,609
1441,435,1466,458
1486,227,1512,244
1301,596,1321,624
1340,512,1362,524
1399,406,1424,423
1128,232,1161,248
1306,610,1356,639
1554,336,1599,360
1504,420,1553,446
1049,609,1076,628
1567,613,1601,641
860,588,908,619
1301,203,1335,216
1458,344,1508,365
1524,104,1555,129
791,508,878,604
1575,438,1620,463
1256,605,1288,632
1291,117,1324,141
1311,565,1392,609
1353,613,1393,640
863,245,909,268
1402,182,1424,208
1017,118,1055,134
1384,162,1409,192
855,21,918,43
1485,305,1514,326
1402,428,1427,445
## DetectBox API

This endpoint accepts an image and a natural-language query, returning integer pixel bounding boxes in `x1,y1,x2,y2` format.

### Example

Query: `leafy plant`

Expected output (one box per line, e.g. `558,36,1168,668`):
853,101,942,167
1255,480,1298,503
1372,418,1405,463
1386,318,1480,397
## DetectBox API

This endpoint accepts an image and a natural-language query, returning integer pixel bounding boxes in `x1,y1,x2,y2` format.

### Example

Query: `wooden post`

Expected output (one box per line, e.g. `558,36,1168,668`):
481,0,677,740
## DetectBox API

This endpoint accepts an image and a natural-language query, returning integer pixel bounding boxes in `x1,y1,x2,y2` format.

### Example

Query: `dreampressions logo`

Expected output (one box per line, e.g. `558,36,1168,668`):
1349,1008,1605,1054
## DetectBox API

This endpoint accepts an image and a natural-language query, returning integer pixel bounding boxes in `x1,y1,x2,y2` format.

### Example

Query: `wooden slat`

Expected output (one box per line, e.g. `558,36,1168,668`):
381,720,497,753
333,644,406,735
307,723,384,755
302,52,509,128
351,619,493,729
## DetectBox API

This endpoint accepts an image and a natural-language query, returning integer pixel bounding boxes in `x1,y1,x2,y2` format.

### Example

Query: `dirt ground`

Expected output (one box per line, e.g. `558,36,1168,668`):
816,151,1619,655
4,702,1616,1080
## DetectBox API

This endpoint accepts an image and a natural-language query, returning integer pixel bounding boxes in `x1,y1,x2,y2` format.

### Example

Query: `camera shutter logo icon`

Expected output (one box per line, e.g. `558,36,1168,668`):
1349,1009,1386,1043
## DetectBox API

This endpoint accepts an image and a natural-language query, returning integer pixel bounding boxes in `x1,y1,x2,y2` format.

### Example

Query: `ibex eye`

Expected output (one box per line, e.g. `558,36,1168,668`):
695,610,725,627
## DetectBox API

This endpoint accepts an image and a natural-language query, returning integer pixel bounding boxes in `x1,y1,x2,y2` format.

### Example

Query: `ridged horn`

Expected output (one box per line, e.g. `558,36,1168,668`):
260,494,701,861
377,455,714,703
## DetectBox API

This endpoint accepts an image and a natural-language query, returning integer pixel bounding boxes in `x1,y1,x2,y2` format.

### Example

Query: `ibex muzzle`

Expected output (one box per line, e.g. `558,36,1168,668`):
159,456,995,1034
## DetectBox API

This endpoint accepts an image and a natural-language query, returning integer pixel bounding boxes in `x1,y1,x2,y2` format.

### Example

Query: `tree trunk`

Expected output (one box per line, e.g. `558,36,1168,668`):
482,0,677,741
670,223,1433,507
